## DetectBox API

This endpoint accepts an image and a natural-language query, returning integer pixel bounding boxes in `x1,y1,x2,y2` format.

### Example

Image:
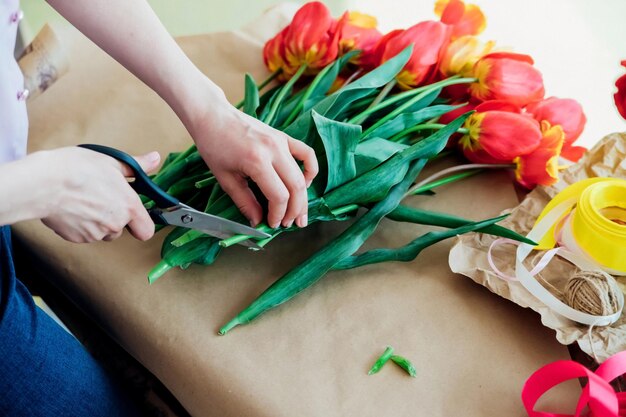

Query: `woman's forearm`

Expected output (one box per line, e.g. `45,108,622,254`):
0,152,58,225
45,0,227,129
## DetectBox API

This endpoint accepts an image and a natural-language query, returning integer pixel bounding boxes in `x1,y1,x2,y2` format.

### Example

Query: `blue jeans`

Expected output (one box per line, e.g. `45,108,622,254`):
0,226,140,416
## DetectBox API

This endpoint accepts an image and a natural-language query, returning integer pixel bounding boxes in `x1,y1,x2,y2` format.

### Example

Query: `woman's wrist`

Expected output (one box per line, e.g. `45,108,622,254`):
162,70,233,141
0,151,62,223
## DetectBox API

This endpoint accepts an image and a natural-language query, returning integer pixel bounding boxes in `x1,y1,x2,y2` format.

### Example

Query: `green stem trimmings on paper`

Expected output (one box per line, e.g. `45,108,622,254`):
368,347,417,378
368,346,395,375
390,355,417,378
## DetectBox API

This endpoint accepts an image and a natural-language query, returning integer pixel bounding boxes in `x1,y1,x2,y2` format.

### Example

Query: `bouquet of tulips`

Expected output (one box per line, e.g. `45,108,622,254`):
144,0,587,334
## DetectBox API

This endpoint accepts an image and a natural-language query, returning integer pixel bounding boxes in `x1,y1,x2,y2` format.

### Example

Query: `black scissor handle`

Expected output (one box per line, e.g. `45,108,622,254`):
77,144,180,209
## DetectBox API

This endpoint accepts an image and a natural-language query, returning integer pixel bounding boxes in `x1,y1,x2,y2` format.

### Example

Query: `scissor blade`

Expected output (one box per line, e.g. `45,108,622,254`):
160,206,271,239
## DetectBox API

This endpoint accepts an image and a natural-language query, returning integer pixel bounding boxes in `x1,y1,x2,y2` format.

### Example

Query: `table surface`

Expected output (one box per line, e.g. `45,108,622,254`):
15,6,578,416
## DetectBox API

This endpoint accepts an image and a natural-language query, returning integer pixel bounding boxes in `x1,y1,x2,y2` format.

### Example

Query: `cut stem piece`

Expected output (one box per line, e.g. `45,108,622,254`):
368,346,395,375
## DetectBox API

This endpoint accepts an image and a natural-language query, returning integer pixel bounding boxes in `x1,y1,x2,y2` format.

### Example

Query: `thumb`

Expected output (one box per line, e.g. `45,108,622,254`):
118,151,161,177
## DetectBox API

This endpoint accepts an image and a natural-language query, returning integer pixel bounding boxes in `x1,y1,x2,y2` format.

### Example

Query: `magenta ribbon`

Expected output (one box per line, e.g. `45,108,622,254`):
523,351,626,416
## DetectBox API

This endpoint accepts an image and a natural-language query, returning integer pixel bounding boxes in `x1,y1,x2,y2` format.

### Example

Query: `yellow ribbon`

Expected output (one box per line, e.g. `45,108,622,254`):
534,177,626,274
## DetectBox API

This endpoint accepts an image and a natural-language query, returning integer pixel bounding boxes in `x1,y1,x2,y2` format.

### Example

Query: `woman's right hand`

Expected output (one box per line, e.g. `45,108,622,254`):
33,147,160,243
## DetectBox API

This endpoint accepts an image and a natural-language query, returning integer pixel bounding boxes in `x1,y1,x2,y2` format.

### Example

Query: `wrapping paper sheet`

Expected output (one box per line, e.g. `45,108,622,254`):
450,133,626,363
16,4,577,416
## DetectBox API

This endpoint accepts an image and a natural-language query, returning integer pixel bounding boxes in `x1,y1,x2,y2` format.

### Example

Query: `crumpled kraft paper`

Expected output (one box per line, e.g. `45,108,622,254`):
450,133,626,363
18,24,69,101
14,3,578,416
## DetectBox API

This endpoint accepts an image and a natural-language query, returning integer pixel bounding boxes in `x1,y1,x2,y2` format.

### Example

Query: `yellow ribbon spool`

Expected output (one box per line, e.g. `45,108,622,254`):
534,177,626,274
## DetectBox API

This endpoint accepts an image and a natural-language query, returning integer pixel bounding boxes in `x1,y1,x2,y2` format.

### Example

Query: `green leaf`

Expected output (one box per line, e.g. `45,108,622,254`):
311,111,361,193
324,112,471,208
219,159,426,334
243,73,260,117
283,45,413,145
362,104,464,140
333,215,507,270
386,205,536,245
303,50,359,112
355,138,408,175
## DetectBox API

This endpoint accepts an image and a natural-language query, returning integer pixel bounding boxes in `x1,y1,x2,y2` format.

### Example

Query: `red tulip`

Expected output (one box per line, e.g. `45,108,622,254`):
338,11,382,65
614,60,626,121
470,52,545,107
435,0,486,40
263,2,344,78
526,97,587,162
263,27,289,76
514,121,564,189
459,101,542,163
378,21,449,89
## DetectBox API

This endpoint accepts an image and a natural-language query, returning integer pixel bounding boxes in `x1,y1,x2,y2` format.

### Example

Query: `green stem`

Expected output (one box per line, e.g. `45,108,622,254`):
389,124,469,142
263,64,307,126
408,169,482,195
148,260,173,284
282,64,333,128
195,176,216,189
407,163,515,195
218,223,274,248
356,79,397,125
361,78,475,138
348,76,475,126
234,69,282,109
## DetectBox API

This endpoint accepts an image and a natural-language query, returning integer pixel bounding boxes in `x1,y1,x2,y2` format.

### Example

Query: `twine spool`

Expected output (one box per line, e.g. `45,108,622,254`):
564,271,622,316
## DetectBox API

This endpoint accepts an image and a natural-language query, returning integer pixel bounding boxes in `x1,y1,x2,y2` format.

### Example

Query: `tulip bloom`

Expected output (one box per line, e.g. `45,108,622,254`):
459,102,542,163
614,60,626,121
263,2,343,78
470,52,545,107
378,21,449,89
435,0,486,40
338,11,382,65
526,97,587,162
514,121,564,189
440,35,495,78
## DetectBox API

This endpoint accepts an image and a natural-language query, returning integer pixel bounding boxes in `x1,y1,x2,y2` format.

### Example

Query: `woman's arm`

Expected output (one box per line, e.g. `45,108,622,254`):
46,0,318,229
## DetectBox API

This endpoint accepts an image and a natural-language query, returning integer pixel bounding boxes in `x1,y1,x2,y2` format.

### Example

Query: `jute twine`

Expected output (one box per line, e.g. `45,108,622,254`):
565,270,621,316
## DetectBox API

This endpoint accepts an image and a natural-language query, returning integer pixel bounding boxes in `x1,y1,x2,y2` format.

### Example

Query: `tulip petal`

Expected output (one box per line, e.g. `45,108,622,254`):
382,21,448,89
560,144,587,162
514,122,564,189
440,0,465,24
526,97,586,145
614,73,626,121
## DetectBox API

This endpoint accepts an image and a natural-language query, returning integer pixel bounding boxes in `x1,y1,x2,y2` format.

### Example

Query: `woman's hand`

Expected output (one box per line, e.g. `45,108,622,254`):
41,147,161,243
0,147,160,243
188,94,319,229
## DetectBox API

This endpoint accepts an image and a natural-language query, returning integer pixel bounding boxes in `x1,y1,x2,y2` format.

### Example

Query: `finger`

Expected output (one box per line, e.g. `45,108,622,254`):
287,138,318,187
215,173,263,227
273,155,307,228
103,230,123,242
247,164,289,229
126,196,155,241
116,151,161,177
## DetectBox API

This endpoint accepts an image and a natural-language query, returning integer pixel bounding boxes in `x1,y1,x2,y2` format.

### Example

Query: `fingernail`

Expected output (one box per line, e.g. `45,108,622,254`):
147,151,160,162
297,214,308,228
284,219,294,228
306,179,312,188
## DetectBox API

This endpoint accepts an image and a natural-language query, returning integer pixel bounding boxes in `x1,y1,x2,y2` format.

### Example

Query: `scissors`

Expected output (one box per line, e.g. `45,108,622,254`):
78,144,270,248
